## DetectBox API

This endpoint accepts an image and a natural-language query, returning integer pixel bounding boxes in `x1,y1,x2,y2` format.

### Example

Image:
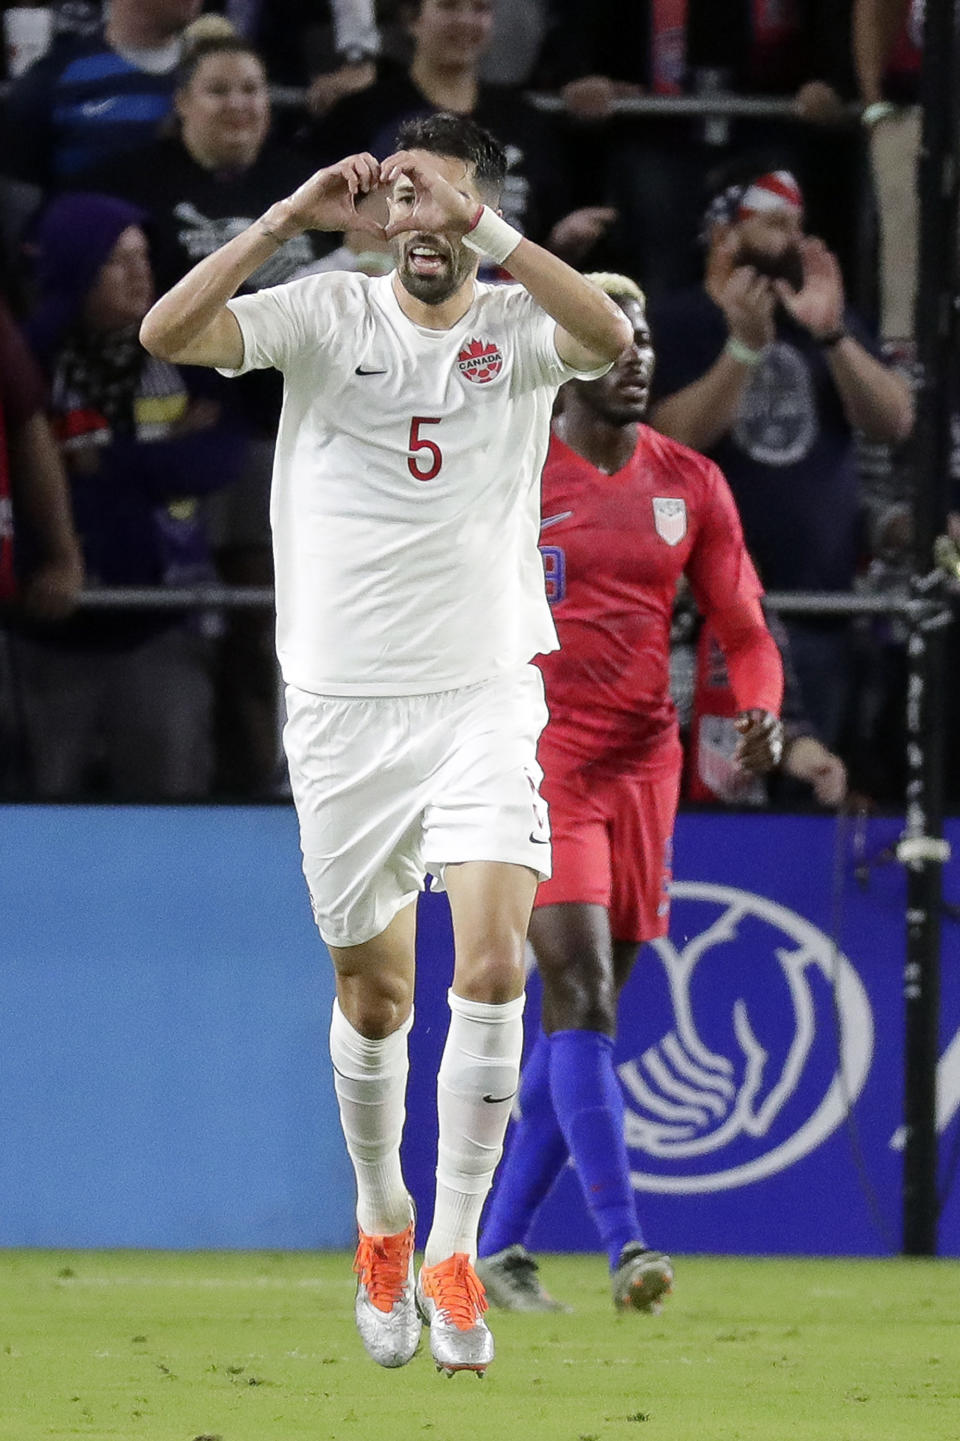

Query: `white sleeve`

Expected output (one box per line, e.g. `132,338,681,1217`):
215,276,331,378
503,287,614,391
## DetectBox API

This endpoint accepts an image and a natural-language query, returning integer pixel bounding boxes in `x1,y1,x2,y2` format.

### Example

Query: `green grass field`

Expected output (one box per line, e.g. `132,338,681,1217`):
1,1251,958,1441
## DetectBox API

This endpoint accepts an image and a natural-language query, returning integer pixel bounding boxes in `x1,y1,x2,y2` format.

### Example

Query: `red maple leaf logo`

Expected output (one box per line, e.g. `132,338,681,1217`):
456,336,503,384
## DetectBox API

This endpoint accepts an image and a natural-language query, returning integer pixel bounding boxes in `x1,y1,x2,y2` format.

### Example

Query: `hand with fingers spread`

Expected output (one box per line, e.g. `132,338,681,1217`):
547,207,618,265
718,262,776,353
264,153,385,242
734,709,784,773
380,149,480,240
774,236,845,340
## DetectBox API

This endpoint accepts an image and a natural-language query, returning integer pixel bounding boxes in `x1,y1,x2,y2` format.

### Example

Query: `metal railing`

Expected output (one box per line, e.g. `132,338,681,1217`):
71,586,950,622
266,84,862,125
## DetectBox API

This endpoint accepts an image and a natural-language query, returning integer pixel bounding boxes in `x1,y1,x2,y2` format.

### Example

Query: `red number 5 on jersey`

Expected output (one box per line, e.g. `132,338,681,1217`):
407,416,443,481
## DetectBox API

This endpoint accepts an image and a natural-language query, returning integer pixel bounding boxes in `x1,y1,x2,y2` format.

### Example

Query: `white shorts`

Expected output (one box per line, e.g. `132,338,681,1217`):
284,665,551,948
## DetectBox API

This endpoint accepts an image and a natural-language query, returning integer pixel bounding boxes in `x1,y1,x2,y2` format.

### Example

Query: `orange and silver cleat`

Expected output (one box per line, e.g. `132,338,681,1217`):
352,1211,420,1367
415,1252,494,1377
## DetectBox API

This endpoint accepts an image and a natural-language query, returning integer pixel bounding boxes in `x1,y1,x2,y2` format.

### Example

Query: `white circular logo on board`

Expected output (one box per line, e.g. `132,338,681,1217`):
619,882,874,1193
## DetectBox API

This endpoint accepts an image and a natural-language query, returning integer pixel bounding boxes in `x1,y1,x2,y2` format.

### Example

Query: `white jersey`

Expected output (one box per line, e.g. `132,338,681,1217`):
218,270,607,695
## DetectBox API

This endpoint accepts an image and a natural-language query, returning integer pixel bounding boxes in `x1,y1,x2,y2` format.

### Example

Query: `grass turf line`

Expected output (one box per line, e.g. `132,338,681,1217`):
0,1251,958,1441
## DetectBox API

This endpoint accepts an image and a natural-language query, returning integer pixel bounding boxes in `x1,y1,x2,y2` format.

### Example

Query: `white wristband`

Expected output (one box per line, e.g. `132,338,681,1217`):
725,336,766,367
462,205,522,266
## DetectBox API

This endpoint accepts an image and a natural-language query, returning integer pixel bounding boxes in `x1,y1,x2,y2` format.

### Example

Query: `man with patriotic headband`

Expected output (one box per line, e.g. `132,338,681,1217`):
648,159,913,754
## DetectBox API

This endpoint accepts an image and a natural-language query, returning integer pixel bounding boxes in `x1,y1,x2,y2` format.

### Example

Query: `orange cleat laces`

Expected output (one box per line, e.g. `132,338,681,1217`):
353,1225,415,1314
420,1253,489,1330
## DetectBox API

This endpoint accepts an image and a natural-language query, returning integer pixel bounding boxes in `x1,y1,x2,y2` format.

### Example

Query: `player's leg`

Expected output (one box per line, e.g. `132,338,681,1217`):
534,901,672,1311
284,685,425,1368
475,1023,571,1310
328,903,418,1235
596,768,681,1312
477,739,611,1310
415,859,534,1375
431,858,534,1260
531,899,645,1264
415,667,551,1372
327,910,421,1369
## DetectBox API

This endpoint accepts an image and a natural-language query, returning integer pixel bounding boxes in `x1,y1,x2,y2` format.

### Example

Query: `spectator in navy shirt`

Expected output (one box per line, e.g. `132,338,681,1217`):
648,159,912,750
81,32,328,795
1,0,204,189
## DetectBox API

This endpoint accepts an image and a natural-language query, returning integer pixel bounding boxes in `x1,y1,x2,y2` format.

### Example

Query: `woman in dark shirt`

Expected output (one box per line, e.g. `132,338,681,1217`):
83,34,320,795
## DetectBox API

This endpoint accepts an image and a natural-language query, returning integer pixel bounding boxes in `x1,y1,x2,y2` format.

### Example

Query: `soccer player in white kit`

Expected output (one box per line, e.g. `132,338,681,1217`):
140,111,631,1377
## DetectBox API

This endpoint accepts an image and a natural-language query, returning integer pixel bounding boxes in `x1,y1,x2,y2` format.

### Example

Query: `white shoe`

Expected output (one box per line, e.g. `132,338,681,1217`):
416,1253,494,1377
353,1212,420,1367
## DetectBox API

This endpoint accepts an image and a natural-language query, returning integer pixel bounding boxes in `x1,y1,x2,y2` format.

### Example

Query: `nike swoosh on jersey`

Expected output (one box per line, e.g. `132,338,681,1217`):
355,365,387,375
540,511,573,530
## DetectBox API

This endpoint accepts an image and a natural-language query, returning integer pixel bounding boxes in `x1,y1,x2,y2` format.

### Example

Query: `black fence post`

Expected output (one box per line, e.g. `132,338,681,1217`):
901,0,960,1255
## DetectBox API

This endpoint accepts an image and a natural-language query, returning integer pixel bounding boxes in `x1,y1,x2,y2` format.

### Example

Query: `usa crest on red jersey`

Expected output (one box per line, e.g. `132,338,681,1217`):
457,337,503,383
652,496,687,545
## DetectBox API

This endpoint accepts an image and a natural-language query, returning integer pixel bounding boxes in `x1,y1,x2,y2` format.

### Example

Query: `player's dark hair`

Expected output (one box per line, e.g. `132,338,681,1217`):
394,113,507,202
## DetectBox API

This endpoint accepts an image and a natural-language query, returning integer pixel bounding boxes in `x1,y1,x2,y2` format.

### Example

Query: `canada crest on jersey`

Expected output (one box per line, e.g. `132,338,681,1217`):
457,336,503,384
652,496,687,546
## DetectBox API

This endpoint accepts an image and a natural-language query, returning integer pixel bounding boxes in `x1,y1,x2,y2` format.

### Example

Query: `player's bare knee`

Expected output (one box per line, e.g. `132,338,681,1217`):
336,975,413,1040
453,950,525,1005
541,967,617,1035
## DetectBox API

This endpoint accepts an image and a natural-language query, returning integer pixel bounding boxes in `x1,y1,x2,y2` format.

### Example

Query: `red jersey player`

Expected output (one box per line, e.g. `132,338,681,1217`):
477,273,784,1314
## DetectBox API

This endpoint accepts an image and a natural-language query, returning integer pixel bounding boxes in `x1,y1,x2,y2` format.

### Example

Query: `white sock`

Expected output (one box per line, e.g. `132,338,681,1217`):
329,1000,413,1236
424,988,525,1267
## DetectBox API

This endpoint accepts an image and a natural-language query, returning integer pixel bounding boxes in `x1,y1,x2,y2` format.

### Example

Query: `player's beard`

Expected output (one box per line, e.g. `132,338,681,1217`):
393,234,475,305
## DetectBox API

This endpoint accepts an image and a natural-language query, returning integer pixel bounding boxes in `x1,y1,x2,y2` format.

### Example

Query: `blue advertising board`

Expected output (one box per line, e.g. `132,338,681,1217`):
1,807,958,1255
405,813,960,1258
0,806,355,1250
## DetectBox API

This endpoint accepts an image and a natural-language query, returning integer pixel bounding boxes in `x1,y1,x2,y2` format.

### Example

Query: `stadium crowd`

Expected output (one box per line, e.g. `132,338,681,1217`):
0,0,954,808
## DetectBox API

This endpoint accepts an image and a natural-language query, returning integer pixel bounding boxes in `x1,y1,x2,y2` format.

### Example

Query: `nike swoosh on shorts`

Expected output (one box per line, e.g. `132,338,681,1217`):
540,511,573,530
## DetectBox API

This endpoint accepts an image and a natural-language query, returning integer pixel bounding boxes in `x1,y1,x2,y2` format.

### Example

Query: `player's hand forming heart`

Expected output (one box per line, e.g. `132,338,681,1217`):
268,153,385,239
380,150,478,239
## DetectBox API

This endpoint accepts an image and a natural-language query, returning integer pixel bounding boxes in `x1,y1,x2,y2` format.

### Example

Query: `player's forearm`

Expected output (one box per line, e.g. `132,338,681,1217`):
140,206,291,364
648,351,753,452
825,337,914,442
711,600,784,716
10,413,82,566
504,236,633,361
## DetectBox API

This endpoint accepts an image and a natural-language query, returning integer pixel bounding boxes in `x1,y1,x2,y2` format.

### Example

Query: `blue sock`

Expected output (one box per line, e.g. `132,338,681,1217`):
478,1029,568,1257
548,1029,643,1270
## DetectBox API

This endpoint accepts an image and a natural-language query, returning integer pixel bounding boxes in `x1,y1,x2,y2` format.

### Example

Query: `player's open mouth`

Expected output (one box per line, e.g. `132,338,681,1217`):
408,244,447,277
